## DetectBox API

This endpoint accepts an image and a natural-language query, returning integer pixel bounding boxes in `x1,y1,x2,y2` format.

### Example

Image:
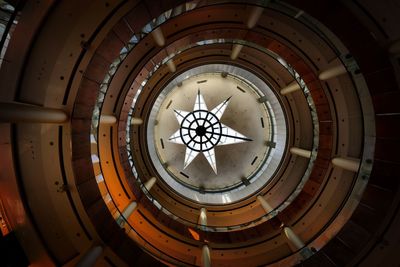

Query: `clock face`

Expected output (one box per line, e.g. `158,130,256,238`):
146,65,287,204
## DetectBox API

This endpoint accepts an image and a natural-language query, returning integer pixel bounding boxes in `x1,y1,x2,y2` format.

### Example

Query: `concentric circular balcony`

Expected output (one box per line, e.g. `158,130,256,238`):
1,1,399,267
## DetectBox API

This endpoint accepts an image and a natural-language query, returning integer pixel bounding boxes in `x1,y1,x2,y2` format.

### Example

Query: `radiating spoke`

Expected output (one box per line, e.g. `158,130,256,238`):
213,123,252,145
184,149,199,169
202,112,210,127
210,96,231,120
173,109,189,124
181,126,195,130
203,148,217,174
194,90,208,111
205,121,220,129
204,131,252,143
168,129,184,144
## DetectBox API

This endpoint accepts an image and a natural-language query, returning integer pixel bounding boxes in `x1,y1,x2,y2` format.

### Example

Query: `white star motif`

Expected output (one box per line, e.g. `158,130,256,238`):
168,91,252,174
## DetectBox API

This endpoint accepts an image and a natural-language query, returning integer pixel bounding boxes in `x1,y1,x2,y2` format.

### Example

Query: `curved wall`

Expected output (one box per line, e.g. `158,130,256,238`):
0,1,399,266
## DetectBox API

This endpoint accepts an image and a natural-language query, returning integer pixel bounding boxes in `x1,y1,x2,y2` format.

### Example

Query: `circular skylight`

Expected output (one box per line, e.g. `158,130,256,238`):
146,64,287,204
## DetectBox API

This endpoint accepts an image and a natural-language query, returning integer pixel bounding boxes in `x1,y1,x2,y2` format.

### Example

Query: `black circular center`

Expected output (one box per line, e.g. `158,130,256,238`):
180,110,222,152
195,126,206,136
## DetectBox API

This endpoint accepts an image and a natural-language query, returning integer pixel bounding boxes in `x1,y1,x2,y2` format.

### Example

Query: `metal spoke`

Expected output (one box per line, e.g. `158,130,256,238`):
204,131,252,142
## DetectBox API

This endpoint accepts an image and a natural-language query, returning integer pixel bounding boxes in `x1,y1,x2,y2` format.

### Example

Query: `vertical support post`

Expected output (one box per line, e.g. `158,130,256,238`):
116,201,137,227
198,207,207,226
318,64,347,80
230,44,243,60
246,6,264,29
332,157,360,172
257,195,273,213
290,147,312,158
131,117,143,125
76,246,103,267
201,245,211,267
0,102,68,123
280,82,301,95
282,226,314,259
283,226,304,250
151,27,165,46
144,177,157,191
99,115,117,124
166,59,176,72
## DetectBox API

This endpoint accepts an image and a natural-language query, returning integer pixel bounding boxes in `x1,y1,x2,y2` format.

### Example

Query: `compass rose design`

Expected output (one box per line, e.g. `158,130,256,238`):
168,91,252,174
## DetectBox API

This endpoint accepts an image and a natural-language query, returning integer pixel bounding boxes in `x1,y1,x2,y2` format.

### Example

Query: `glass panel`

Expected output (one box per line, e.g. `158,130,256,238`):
173,110,188,124
218,124,252,145
203,149,217,174
194,91,208,111
184,150,199,168
210,97,231,119
168,129,184,144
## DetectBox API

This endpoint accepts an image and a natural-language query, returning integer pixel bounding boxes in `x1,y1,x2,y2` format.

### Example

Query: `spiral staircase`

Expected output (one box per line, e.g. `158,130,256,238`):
1,1,400,266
